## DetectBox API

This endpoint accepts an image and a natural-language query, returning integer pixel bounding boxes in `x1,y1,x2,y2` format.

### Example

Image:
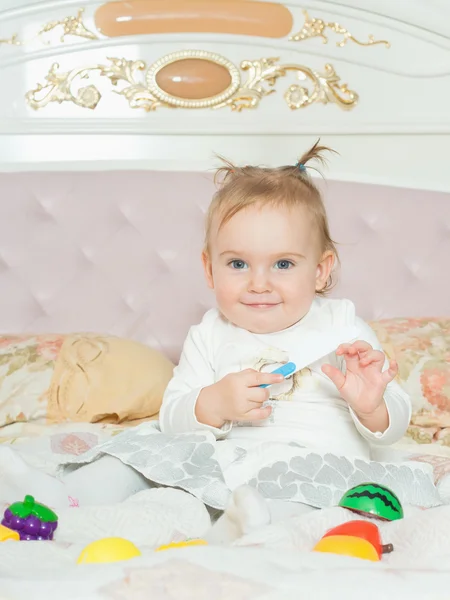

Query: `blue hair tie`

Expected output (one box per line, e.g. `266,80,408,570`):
296,162,306,172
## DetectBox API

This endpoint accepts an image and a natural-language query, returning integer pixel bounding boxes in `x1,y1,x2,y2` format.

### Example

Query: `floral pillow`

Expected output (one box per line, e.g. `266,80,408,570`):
370,318,450,445
0,333,174,427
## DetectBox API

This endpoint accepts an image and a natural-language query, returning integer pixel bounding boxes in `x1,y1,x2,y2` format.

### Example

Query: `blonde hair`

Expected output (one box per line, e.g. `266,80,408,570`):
205,140,339,294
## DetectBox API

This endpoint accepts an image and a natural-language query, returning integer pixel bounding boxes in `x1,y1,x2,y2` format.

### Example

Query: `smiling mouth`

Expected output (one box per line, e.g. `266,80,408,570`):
243,303,280,309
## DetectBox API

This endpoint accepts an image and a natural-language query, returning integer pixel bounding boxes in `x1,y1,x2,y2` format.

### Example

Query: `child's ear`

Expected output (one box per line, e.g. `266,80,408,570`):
202,251,214,290
315,251,335,292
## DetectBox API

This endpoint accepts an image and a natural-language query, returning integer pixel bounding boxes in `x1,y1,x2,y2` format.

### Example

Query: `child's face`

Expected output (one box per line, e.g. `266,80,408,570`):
203,203,334,334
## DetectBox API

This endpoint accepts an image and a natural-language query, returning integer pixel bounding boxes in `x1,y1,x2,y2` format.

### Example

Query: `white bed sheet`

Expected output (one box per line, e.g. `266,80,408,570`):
1,422,450,599
1,488,450,599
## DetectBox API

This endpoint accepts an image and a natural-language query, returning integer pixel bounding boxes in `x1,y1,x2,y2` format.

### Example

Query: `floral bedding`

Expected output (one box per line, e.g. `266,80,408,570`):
0,317,449,448
370,318,450,445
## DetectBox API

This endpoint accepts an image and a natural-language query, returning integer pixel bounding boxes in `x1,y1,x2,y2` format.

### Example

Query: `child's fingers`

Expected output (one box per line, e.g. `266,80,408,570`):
349,341,373,354
382,359,398,384
241,369,284,388
359,349,385,367
336,343,352,356
247,387,270,405
336,341,373,356
245,405,272,422
336,345,363,367
321,364,345,390
342,353,361,369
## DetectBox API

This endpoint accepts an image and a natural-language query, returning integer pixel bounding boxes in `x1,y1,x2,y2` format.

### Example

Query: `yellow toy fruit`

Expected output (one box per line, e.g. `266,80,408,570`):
313,534,379,561
0,524,20,542
156,539,208,552
77,537,141,564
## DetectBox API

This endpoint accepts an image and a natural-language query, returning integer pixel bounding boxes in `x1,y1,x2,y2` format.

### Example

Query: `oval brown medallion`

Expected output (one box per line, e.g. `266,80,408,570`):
156,58,232,100
147,51,240,108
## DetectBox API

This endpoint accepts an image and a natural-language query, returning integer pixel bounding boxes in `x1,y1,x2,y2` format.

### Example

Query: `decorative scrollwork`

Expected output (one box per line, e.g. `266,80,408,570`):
215,58,358,111
26,59,159,111
0,8,97,47
26,54,358,112
290,9,390,48
0,34,21,46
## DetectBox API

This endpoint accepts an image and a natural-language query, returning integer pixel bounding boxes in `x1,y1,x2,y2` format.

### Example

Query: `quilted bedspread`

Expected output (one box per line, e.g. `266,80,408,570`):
1,421,450,599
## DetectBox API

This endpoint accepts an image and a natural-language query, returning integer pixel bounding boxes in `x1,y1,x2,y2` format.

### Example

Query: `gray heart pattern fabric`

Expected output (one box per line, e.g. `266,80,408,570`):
59,422,442,511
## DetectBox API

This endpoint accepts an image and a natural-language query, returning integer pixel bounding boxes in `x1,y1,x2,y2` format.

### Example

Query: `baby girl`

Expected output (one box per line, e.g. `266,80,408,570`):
157,141,412,539
160,141,411,458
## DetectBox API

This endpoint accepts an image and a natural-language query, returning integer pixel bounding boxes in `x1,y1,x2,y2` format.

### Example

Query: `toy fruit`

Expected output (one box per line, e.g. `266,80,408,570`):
2,495,58,540
314,534,379,561
156,539,208,552
0,523,20,542
338,483,403,521
77,537,141,564
322,520,393,559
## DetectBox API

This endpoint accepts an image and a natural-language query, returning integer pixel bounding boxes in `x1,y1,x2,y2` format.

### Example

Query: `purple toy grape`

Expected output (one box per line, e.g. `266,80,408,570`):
11,516,25,530
24,515,41,536
2,514,25,530
39,521,54,538
3,495,58,541
3,508,13,522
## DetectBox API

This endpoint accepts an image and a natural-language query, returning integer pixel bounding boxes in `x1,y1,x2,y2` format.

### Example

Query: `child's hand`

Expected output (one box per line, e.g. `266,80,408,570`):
321,341,398,430
195,369,284,429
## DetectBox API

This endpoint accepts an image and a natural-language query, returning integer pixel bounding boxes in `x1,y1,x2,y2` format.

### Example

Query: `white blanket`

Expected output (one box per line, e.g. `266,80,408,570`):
2,422,450,599
1,488,450,599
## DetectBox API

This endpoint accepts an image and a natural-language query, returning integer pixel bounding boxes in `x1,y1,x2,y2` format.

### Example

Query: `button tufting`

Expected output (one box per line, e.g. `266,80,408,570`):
31,197,57,221
362,215,378,228
0,171,448,361
80,247,95,262
404,261,421,277
117,204,136,225
0,254,10,272
30,297,49,318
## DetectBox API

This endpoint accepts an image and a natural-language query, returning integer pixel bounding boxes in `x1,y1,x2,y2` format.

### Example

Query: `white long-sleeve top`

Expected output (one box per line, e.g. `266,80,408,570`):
159,298,411,458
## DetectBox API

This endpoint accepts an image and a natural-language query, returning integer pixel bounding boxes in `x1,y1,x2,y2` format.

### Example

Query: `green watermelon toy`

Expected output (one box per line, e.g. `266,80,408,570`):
338,483,403,521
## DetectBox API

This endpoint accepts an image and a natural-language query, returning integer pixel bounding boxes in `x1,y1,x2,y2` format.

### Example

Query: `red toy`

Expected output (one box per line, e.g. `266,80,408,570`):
321,520,393,559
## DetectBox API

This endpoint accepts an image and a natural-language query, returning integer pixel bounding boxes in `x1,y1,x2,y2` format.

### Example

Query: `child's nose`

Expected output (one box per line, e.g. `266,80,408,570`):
248,270,272,293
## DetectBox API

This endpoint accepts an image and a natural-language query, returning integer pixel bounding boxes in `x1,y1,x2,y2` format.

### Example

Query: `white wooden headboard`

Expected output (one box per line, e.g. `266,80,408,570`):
0,0,449,192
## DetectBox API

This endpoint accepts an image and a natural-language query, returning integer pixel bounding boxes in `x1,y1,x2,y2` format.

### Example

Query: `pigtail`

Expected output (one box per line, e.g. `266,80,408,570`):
213,155,238,187
294,139,338,176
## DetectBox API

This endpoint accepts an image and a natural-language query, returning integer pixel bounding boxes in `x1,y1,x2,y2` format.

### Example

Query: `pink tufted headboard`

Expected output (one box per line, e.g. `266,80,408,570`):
0,171,449,363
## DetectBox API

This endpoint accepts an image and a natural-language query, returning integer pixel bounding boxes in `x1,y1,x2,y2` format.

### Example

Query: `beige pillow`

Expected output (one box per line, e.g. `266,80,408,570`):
0,333,174,426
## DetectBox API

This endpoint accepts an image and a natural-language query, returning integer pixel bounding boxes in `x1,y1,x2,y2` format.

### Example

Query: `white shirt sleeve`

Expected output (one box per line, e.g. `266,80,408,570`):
345,317,412,446
159,312,232,439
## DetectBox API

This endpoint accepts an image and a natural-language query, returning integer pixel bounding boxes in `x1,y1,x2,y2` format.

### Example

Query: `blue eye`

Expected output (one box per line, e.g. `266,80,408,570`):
229,260,248,270
275,260,293,270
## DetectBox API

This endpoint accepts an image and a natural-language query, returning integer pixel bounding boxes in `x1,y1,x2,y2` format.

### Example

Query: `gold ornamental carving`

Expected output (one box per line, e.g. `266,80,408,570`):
26,51,358,112
0,33,20,46
0,8,97,47
290,9,390,48
218,58,358,111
